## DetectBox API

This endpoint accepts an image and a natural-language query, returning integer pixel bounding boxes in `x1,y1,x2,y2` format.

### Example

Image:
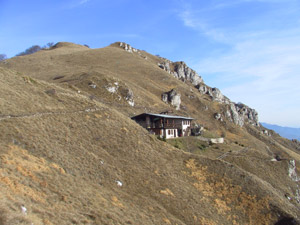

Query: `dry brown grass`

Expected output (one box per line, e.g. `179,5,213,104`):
0,43,300,224
185,158,273,225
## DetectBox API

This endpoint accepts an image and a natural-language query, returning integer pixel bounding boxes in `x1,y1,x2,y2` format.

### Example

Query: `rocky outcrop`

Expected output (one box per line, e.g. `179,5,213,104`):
292,139,300,150
123,88,134,106
235,103,259,126
117,42,259,127
214,113,223,121
288,160,299,182
211,88,230,104
223,102,259,127
196,84,209,95
117,42,148,60
105,82,119,93
196,84,259,127
158,61,171,74
288,159,300,203
118,43,203,85
119,42,138,53
161,89,181,110
105,81,135,106
261,129,271,136
196,85,230,104
158,59,203,86
226,103,245,126
173,62,203,86
88,82,97,89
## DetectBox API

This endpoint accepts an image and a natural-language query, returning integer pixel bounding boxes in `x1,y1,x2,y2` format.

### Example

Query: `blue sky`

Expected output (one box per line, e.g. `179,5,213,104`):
1,0,300,127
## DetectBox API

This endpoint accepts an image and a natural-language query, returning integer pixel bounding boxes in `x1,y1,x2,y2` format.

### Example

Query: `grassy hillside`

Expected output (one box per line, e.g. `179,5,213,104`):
1,43,300,224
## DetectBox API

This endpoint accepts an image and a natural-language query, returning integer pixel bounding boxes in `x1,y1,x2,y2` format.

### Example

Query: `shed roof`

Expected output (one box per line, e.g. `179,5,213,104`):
132,113,193,120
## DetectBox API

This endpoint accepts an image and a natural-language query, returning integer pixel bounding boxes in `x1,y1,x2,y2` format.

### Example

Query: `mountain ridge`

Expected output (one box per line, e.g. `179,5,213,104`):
0,41,300,224
261,122,300,141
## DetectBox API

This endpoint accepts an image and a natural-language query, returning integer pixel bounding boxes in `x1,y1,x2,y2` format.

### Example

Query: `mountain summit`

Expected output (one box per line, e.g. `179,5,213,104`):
0,42,300,224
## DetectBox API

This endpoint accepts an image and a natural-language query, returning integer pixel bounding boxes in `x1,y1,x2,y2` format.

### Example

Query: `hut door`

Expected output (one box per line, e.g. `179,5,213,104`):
146,116,150,128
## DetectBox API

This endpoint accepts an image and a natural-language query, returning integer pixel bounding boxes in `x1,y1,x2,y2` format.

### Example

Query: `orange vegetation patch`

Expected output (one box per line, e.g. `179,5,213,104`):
0,145,65,203
159,188,175,197
199,217,217,225
185,159,272,225
0,175,46,203
111,196,125,208
162,218,171,224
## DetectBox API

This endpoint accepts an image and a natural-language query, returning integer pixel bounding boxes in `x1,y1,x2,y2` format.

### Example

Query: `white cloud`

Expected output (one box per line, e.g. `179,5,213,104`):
177,1,300,127
178,8,227,42
79,0,90,5
196,36,300,126
66,0,91,8
179,10,196,28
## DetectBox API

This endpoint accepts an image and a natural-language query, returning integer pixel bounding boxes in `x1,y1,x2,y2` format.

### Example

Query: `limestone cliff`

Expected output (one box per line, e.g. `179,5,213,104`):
158,59,203,86
196,84,259,127
117,42,259,127
161,89,181,110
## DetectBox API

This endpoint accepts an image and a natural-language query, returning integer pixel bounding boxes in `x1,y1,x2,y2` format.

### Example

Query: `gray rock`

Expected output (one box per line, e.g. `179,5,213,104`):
161,93,168,103
157,60,203,86
206,88,213,98
89,83,97,89
210,88,230,104
162,89,181,110
211,88,223,102
229,103,244,127
158,61,171,74
106,85,118,93
155,51,260,127
262,130,271,136
214,113,222,121
169,90,181,110
224,102,259,127
119,42,137,53
236,103,259,126
124,88,134,106
196,84,208,95
288,159,300,182
173,62,203,86
225,109,232,122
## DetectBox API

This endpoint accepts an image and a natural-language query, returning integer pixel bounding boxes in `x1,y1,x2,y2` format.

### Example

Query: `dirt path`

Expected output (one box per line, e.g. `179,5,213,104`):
0,108,101,121
217,147,249,160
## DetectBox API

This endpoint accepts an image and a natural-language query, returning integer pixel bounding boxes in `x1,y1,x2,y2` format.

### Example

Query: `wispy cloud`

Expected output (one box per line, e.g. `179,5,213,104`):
176,1,300,126
179,9,197,28
79,0,90,5
200,40,300,126
178,8,227,42
66,0,92,8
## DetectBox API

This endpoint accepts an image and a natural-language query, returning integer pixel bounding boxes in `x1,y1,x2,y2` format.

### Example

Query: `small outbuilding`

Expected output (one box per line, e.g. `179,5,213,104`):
131,113,193,139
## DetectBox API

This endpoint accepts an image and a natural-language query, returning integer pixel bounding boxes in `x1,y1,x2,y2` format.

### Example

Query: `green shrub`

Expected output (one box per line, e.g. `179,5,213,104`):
157,136,166,142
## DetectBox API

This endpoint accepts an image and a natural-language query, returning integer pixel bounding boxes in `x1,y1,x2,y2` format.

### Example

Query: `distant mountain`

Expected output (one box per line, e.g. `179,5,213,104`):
261,122,300,141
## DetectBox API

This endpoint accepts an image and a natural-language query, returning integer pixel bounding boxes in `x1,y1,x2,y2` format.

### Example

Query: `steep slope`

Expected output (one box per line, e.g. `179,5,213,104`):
1,43,300,224
0,42,259,131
